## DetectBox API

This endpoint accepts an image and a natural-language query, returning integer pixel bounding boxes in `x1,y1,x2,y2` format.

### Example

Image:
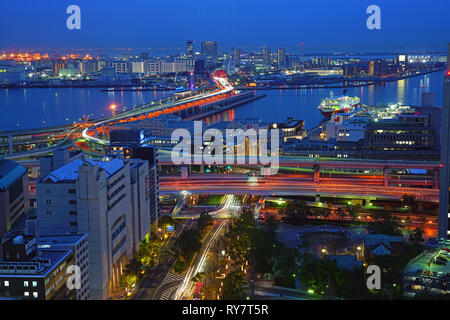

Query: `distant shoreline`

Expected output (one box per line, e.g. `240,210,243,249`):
0,68,444,91
236,68,445,91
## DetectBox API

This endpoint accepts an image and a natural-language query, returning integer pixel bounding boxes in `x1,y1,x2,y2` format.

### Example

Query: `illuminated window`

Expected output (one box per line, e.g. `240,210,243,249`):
32,281,37,287
4,281,9,287
33,292,38,298
24,292,29,297
24,281,29,287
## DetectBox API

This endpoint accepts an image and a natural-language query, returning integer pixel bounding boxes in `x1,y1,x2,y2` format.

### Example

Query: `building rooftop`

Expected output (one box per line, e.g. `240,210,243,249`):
37,234,86,249
0,158,26,191
42,158,125,183
0,249,71,278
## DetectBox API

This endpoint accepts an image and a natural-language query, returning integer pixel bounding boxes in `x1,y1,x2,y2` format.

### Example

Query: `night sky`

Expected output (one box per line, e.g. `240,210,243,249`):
0,0,449,53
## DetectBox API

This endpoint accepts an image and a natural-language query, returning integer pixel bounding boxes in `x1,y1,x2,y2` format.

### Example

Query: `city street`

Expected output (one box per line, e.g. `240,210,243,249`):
132,219,195,300
175,219,229,300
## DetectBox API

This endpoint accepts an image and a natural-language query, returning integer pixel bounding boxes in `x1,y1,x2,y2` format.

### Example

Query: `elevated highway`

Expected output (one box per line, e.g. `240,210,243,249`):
158,174,439,202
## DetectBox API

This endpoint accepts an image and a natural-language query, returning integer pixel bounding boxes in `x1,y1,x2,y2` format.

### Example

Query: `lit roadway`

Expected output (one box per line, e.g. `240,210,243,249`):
159,174,439,201
156,151,442,170
3,74,234,160
174,219,229,300
132,219,195,300
81,76,234,146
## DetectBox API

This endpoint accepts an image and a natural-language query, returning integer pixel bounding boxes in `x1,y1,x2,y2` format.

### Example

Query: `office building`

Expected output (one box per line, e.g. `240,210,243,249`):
108,132,159,231
439,43,450,238
363,106,440,160
186,40,194,59
0,228,84,300
368,59,387,77
39,148,84,179
0,158,29,238
109,60,129,74
270,117,306,142
276,48,286,70
201,41,218,66
232,48,241,68
262,47,271,70
36,156,151,299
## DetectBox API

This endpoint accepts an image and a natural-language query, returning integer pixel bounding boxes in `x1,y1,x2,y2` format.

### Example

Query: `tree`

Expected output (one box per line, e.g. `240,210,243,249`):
298,254,338,296
124,257,141,276
222,271,246,300
226,209,256,268
139,240,162,268
173,229,202,259
336,207,346,221
418,216,427,229
368,211,401,236
401,194,417,210
410,228,424,244
345,205,359,220
263,214,280,236
271,247,299,288
119,273,137,291
279,199,309,222
159,215,176,228
192,272,206,283
197,211,214,234
251,229,278,274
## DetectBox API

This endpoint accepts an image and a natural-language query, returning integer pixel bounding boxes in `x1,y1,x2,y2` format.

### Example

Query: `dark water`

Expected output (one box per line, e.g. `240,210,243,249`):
0,70,446,131
207,70,446,129
0,88,171,131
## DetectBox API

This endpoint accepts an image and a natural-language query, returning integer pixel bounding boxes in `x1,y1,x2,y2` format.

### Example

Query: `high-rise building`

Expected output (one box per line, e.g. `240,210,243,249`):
109,60,129,74
232,48,241,68
36,157,151,299
439,43,450,238
368,59,387,77
0,158,30,238
108,131,160,232
201,41,218,66
186,40,194,59
276,48,286,70
53,60,66,76
0,229,80,300
262,47,270,70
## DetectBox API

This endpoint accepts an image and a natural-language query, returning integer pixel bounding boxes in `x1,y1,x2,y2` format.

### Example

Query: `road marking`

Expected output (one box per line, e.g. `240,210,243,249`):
162,272,185,285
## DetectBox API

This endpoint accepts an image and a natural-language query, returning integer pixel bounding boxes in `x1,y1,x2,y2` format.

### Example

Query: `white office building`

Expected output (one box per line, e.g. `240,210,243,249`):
36,157,151,299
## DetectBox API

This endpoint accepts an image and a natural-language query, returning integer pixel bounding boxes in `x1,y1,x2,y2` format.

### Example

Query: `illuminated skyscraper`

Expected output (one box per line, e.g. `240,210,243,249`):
438,43,450,238
186,40,194,59
276,48,286,70
262,47,270,70
233,47,241,68
201,41,218,66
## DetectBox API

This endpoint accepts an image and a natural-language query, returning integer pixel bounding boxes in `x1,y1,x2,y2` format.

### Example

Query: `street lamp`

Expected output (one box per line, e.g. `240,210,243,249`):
110,104,117,115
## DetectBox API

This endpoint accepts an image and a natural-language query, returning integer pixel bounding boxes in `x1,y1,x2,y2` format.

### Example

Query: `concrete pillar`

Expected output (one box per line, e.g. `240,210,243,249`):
384,168,389,187
313,165,320,183
102,125,107,140
199,165,204,174
115,264,120,288
181,166,188,179
8,135,13,154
